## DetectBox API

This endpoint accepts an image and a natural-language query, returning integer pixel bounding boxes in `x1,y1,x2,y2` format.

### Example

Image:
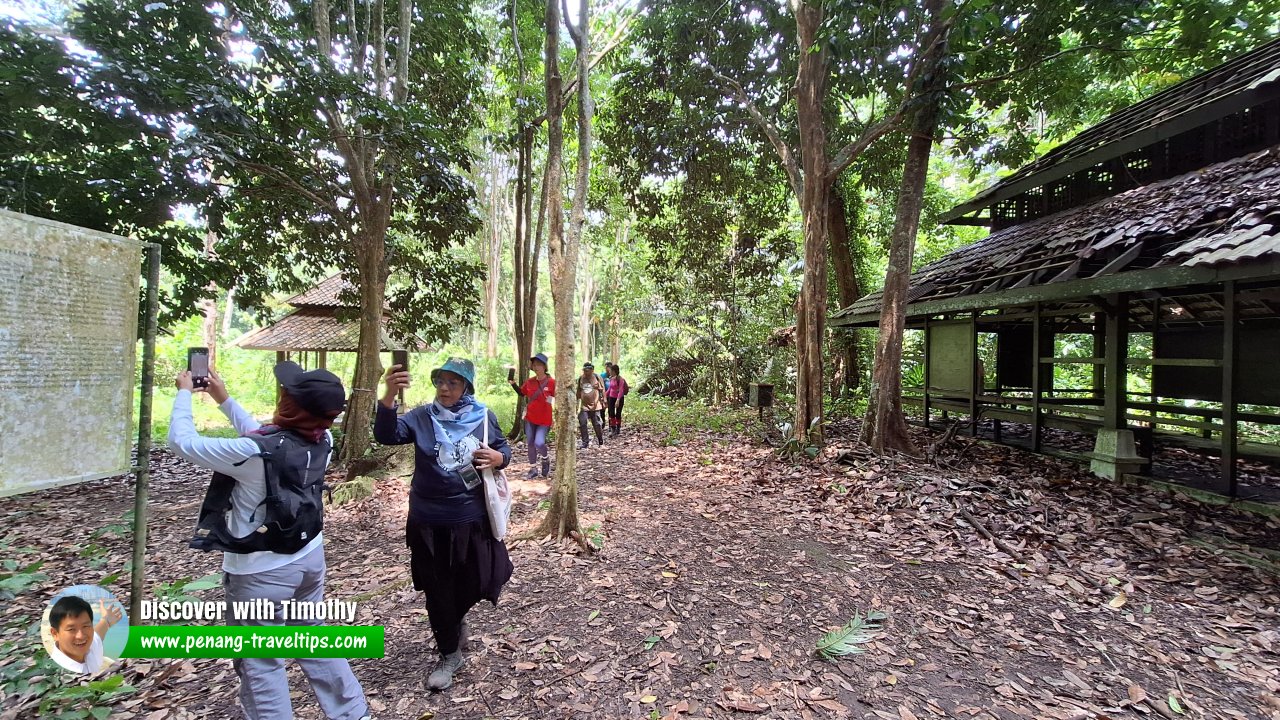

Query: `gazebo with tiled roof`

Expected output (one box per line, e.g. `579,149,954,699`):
234,274,419,370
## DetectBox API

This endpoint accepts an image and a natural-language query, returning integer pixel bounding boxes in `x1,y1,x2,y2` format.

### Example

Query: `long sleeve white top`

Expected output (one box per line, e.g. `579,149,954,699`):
168,389,323,575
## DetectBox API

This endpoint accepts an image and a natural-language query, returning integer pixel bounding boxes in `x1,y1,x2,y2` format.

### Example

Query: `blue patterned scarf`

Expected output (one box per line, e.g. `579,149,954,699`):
427,394,489,471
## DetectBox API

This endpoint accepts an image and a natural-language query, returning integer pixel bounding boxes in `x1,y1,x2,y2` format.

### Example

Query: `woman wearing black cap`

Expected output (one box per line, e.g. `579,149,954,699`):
376,357,513,691
169,362,370,720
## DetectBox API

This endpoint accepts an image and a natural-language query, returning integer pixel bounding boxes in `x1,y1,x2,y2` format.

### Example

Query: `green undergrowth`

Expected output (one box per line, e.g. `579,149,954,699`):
626,395,754,445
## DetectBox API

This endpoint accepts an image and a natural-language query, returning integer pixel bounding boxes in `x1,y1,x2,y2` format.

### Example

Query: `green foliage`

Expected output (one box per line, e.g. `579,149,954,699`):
0,559,45,600
815,611,887,660
583,523,605,551
625,396,753,440
0,19,211,326
0,637,136,719
154,572,222,605
5,0,490,339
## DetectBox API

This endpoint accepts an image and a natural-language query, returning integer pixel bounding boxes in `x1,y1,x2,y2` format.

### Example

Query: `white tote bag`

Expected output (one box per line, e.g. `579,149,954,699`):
481,418,512,540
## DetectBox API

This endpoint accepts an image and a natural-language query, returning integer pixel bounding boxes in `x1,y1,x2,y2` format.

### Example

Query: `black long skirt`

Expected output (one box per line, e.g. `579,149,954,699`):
405,516,513,655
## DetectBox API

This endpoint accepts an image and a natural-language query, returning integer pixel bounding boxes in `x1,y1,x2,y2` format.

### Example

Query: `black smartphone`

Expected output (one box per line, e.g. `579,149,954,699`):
187,347,210,389
507,366,516,382
392,349,409,373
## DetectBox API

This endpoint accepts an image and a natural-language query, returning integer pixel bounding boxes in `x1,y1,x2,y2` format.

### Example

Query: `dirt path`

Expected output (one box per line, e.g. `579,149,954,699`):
2,424,1278,720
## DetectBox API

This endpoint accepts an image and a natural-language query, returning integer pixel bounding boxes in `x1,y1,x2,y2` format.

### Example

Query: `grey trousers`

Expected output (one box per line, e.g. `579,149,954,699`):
578,409,604,445
224,546,368,720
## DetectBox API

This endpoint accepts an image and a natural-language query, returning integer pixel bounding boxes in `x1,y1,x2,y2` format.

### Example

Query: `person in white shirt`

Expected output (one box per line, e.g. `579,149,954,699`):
48,595,119,674
169,362,369,720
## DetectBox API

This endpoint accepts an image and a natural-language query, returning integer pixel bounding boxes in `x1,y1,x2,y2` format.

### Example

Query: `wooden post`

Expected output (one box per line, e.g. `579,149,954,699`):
1093,311,1106,403
970,311,979,437
129,243,161,624
1103,293,1129,430
1031,303,1044,452
1149,298,1159,426
1221,281,1238,497
318,350,328,370
992,324,1003,443
922,318,932,428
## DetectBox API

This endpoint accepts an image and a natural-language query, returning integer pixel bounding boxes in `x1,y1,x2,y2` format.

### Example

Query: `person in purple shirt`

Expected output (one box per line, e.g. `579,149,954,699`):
375,356,513,691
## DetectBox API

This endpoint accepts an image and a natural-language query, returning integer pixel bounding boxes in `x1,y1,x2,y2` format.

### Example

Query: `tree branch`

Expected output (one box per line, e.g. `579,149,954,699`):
313,0,332,56
564,7,631,87
707,64,802,199
826,13,954,179
231,158,343,215
511,0,525,79
946,44,1143,92
394,0,412,104
561,0,584,48
529,11,635,127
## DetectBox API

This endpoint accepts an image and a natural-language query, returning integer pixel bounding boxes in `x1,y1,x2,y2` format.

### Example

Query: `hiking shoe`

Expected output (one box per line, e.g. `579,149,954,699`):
541,459,550,477
427,651,465,691
525,468,539,479
578,441,589,449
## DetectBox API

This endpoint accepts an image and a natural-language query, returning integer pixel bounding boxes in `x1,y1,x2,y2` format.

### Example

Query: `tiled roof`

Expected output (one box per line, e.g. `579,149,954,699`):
233,308,424,352
835,144,1280,323
946,38,1280,221
284,274,355,308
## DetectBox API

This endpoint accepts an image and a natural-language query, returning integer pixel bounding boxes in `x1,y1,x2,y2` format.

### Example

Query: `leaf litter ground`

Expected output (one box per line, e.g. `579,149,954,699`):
1,420,1278,720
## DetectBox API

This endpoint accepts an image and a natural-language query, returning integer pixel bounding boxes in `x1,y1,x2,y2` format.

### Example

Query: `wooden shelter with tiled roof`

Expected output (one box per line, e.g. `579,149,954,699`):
833,38,1280,499
234,273,418,370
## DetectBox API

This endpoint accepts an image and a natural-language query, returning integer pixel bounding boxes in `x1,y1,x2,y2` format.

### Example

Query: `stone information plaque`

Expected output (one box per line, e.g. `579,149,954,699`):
0,210,142,497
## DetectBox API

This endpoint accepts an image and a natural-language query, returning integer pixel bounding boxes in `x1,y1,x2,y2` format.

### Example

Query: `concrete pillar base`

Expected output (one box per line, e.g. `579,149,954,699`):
1090,429,1148,480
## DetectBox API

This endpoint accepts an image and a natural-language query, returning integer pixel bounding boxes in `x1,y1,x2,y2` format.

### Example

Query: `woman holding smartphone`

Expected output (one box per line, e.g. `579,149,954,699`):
375,357,513,692
509,352,555,478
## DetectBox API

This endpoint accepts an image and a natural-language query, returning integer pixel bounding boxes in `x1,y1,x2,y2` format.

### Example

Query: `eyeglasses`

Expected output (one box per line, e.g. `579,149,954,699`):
432,376,465,389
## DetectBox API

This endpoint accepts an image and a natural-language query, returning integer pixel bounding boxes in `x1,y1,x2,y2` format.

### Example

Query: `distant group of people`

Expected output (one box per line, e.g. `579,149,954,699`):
165,351,631,718
509,354,628,478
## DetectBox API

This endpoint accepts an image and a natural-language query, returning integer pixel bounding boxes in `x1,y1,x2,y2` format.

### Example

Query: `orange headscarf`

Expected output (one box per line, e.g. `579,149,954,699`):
269,391,339,443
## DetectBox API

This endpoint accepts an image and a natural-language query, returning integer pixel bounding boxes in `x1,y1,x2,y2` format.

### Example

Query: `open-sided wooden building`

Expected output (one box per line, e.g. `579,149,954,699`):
832,39,1280,499
234,273,420,366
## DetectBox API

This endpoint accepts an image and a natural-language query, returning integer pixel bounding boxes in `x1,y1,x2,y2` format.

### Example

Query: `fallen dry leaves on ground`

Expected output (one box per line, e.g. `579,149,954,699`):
1,418,1277,720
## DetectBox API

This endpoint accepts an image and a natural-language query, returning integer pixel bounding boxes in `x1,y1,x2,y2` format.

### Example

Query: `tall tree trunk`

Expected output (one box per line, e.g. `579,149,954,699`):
314,0,410,464
862,0,948,454
535,0,590,541
577,261,597,362
510,136,548,439
342,228,388,462
484,153,504,359
828,186,861,395
610,307,621,365
221,286,236,337
791,0,830,448
201,229,219,365
510,131,530,437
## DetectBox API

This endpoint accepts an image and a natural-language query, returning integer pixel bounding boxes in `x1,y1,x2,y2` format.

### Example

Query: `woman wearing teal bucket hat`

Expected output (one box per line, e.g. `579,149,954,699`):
375,356,514,692
509,352,555,478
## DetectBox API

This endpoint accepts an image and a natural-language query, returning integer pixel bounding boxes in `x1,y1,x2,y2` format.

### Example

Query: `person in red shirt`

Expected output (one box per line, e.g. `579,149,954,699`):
509,352,555,478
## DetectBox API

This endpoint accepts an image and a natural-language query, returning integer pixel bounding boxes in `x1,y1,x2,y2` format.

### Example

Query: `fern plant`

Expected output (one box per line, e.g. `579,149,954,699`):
815,611,887,660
